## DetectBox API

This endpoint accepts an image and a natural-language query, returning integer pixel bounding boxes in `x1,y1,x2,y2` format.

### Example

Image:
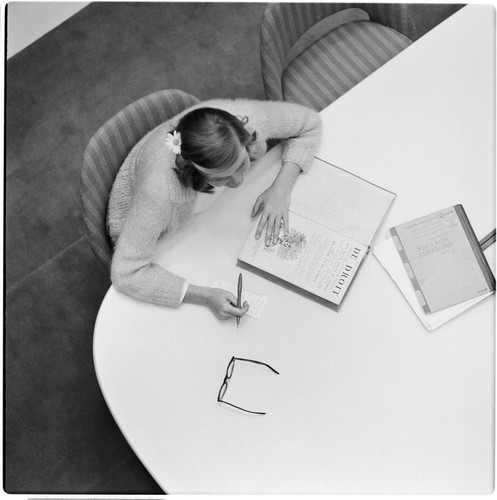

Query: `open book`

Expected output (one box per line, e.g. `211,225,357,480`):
237,158,396,310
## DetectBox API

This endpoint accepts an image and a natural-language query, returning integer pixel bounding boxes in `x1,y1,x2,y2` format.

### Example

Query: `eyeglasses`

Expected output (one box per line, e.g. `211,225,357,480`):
217,356,279,415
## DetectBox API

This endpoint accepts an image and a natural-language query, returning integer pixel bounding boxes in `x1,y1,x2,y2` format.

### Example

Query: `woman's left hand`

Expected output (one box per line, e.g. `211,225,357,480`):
251,182,290,246
251,161,301,246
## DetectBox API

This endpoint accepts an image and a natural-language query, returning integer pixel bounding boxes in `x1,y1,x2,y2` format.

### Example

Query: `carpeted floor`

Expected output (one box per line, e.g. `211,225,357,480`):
4,2,464,493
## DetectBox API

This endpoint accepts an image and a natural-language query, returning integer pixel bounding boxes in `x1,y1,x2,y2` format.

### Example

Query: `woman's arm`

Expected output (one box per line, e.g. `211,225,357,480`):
244,99,322,172
111,142,250,319
246,100,322,244
112,188,250,319
251,160,301,245
111,181,187,307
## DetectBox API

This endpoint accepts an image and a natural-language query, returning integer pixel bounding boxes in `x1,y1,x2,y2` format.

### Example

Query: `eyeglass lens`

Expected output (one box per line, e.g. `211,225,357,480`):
218,381,228,400
218,357,235,400
226,357,235,379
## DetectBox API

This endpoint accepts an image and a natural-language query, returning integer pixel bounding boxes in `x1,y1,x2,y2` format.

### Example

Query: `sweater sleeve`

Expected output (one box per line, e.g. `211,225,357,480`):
246,100,322,173
110,151,187,308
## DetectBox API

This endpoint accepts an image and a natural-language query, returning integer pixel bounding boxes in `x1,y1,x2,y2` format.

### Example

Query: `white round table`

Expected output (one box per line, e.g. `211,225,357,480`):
94,6,495,493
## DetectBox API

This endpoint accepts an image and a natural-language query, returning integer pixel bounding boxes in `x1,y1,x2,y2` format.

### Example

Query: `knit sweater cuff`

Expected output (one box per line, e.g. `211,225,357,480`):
180,280,189,302
283,159,305,174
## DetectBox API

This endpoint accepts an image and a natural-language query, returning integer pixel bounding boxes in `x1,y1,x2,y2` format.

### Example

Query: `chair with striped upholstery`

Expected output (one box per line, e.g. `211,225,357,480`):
260,3,417,111
80,89,199,270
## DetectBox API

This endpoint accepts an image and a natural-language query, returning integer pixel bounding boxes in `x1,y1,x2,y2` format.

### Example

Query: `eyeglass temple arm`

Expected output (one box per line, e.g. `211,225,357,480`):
234,357,280,375
218,399,266,415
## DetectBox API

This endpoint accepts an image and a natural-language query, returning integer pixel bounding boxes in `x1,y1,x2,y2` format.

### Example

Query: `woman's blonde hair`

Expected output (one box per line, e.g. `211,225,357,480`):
172,107,255,192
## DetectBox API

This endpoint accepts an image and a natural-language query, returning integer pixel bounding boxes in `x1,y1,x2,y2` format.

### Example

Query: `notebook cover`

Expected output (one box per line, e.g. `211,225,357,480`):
390,204,495,313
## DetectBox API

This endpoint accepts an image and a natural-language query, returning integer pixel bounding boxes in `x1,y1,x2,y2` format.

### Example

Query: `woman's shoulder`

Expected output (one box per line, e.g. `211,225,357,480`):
135,144,192,202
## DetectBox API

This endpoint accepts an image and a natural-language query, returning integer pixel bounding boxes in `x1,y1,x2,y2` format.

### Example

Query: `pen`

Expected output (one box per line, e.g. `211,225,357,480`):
236,273,243,327
479,228,496,251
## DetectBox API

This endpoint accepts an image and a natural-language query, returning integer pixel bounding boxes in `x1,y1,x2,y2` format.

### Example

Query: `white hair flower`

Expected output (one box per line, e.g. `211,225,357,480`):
165,130,182,155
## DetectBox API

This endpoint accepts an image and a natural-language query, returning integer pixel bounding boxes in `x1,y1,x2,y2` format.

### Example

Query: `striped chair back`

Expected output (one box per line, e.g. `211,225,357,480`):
80,89,199,270
260,3,417,103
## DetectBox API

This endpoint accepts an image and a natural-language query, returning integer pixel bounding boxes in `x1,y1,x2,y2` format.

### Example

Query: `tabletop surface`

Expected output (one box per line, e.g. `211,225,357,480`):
94,5,496,494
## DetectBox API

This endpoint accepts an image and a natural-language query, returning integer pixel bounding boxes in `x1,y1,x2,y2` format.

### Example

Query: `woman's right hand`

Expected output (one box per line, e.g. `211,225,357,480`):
184,285,249,320
205,288,250,320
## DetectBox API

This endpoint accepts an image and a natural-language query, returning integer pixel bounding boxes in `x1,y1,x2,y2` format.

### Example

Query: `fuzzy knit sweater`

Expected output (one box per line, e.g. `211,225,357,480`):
108,98,322,307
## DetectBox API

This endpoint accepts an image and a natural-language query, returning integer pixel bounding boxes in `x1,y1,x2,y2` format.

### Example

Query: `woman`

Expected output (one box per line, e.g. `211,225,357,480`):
108,98,321,320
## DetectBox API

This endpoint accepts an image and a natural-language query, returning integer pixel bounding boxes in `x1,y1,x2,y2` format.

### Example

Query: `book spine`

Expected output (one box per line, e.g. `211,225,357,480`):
454,204,496,292
389,227,431,313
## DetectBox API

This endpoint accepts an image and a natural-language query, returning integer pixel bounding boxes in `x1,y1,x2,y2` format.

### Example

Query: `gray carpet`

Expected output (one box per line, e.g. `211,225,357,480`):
4,2,464,493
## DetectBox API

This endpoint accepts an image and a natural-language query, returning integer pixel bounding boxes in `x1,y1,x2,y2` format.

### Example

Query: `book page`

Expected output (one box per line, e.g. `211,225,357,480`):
291,158,395,246
238,212,368,306
391,206,495,313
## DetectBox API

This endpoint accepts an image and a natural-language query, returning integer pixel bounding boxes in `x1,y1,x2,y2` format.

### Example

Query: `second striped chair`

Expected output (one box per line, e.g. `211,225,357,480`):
260,3,416,111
